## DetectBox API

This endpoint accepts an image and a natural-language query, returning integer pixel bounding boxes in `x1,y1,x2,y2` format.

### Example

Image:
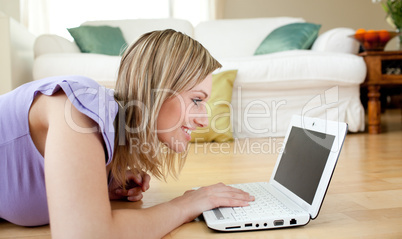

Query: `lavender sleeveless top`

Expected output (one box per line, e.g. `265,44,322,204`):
0,76,118,226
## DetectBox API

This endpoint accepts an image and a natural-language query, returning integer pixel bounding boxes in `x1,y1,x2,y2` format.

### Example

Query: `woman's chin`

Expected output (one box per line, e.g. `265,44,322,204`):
162,139,189,153
171,142,189,153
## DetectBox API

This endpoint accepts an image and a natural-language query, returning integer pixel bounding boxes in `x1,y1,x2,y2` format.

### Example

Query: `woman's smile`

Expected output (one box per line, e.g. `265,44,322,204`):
157,74,212,152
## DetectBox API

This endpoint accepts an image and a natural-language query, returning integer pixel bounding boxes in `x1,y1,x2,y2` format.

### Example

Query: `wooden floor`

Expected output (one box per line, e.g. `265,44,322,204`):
1,109,401,238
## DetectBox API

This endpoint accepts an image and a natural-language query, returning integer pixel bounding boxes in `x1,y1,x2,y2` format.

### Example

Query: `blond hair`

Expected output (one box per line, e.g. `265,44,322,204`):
111,29,221,187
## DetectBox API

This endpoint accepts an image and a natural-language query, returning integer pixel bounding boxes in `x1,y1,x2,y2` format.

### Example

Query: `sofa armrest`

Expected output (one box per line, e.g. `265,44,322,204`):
311,28,360,54
34,34,80,58
33,53,121,83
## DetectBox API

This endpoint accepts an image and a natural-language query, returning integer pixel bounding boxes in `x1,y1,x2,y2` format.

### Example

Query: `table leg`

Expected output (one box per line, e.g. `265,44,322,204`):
367,85,381,134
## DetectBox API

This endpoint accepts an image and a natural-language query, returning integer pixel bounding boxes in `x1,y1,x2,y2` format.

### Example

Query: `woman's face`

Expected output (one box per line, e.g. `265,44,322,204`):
157,74,213,152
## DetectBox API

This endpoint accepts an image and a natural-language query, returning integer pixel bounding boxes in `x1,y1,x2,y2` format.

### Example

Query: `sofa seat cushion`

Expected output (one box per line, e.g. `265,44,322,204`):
218,50,366,87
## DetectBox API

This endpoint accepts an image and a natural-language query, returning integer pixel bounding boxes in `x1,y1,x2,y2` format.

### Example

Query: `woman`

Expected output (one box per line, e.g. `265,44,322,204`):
0,29,253,238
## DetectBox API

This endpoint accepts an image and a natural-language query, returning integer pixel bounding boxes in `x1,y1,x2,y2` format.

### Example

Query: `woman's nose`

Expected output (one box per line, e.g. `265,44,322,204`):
193,105,209,128
194,114,209,128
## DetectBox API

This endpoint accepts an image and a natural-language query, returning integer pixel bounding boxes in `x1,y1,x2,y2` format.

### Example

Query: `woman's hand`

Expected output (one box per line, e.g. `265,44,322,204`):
172,183,255,223
108,170,151,201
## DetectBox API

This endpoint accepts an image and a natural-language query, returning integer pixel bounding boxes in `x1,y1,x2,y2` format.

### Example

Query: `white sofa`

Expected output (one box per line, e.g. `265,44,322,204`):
33,17,367,137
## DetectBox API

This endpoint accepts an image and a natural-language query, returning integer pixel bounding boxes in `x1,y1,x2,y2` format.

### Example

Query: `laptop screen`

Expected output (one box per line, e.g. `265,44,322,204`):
273,126,335,205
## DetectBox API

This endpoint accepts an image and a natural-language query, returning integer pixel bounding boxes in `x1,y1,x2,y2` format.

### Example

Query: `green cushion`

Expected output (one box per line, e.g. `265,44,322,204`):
254,23,321,55
67,25,127,56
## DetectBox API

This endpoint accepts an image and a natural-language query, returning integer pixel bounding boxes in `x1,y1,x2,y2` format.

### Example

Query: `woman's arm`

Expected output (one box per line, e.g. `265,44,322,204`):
43,93,252,239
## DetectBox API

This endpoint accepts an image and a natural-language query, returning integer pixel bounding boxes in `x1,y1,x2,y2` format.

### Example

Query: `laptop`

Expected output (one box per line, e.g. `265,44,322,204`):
201,115,348,231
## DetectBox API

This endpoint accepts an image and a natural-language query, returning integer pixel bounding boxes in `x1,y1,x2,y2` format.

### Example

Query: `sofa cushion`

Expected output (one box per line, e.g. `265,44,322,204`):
190,70,237,143
254,22,321,55
67,25,127,56
311,28,360,54
194,17,305,59
82,19,194,44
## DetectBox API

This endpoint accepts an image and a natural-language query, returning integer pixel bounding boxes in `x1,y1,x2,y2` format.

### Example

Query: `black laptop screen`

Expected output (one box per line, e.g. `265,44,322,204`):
273,126,335,205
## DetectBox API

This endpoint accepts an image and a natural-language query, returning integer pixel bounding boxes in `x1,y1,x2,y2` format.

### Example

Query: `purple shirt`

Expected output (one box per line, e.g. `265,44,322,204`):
0,76,118,226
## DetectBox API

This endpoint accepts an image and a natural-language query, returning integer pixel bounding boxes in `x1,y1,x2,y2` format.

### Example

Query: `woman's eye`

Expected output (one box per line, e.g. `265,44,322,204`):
192,98,202,105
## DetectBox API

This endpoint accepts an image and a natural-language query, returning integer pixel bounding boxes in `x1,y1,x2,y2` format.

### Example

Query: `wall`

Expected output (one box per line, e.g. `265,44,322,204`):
0,12,12,93
222,0,393,32
0,0,34,94
0,0,20,21
0,11,35,94
0,0,398,94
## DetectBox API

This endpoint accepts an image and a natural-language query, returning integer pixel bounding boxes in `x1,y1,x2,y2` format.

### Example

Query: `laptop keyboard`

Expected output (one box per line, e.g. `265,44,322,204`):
228,182,300,221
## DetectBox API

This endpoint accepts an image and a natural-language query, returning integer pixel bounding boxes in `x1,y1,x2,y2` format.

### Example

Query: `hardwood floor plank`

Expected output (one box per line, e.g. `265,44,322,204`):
344,207,402,221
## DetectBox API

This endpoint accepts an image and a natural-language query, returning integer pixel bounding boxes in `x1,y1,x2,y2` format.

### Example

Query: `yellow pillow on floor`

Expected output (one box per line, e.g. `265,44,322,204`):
190,70,238,143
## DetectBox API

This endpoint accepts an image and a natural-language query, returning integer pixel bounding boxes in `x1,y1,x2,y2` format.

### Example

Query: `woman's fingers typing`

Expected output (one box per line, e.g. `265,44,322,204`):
202,183,255,207
177,183,254,222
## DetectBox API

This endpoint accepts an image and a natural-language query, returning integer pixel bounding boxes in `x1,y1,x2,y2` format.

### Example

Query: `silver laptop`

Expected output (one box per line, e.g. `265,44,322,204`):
202,115,348,231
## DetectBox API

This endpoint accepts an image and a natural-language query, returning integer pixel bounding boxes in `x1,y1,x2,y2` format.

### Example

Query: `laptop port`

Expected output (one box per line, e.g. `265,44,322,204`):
255,223,259,228
274,220,284,226
245,223,252,227
290,219,297,225
264,223,268,227
225,226,241,229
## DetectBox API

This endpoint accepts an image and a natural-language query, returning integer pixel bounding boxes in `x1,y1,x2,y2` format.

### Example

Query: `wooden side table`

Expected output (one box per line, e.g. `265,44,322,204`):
359,51,402,134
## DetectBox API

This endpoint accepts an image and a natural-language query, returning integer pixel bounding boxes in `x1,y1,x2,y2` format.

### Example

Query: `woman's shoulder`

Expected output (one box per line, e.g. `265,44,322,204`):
31,75,116,118
36,75,105,93
46,90,102,130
